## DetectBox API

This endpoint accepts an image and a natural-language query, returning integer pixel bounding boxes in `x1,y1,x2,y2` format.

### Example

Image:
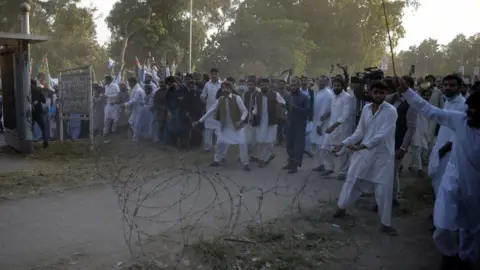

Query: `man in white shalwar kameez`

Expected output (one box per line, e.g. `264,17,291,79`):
103,75,120,136
332,81,398,236
423,75,445,164
252,78,286,167
396,76,480,269
194,81,251,171
322,77,353,181
121,77,146,142
243,76,261,161
310,75,334,172
200,68,222,152
409,88,432,175
427,75,467,195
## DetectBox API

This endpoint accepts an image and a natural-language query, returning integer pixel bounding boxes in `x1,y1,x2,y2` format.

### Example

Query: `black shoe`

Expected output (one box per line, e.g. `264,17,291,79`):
43,141,49,149
243,164,251,171
209,161,220,167
282,164,291,170
381,225,398,236
333,209,346,218
288,166,298,174
393,199,400,208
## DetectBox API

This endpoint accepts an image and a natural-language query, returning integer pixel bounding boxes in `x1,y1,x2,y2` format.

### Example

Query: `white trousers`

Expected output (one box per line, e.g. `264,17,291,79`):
305,134,313,152
214,142,249,165
324,150,349,175
257,143,274,162
203,128,215,151
338,179,393,226
314,145,328,168
104,103,119,135
409,145,423,171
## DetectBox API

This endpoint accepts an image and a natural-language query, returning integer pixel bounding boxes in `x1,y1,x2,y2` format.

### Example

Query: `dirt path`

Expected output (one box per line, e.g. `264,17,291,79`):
0,152,345,269
0,145,439,270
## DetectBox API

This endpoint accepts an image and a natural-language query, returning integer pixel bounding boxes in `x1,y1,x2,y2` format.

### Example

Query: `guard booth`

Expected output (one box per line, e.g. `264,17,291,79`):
0,3,48,154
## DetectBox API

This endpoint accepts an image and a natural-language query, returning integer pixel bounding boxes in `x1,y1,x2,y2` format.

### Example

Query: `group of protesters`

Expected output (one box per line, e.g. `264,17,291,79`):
27,62,480,269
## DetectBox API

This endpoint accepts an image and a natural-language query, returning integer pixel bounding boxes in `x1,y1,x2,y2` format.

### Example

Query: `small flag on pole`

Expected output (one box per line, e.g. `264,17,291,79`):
37,54,52,89
107,58,116,69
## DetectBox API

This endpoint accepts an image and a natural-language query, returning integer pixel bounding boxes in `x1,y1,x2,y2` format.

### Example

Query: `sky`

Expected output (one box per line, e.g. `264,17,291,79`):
81,0,480,52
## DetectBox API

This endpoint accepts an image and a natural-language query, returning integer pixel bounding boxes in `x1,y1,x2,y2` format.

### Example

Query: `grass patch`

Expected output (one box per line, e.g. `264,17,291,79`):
192,205,353,270
0,138,209,197
191,176,437,270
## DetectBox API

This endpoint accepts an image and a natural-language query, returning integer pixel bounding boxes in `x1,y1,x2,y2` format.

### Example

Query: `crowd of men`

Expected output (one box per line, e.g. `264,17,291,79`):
28,64,480,269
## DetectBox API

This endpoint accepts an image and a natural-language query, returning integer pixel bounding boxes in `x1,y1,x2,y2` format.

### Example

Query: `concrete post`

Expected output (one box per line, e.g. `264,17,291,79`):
19,2,34,153
20,3,31,34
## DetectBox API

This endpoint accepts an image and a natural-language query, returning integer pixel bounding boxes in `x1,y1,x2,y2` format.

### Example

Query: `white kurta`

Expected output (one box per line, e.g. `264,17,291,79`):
402,88,480,263
200,80,221,129
342,102,397,183
104,83,120,125
199,94,248,145
428,94,467,193
253,92,286,143
338,102,398,226
322,91,353,150
124,84,146,134
310,88,334,145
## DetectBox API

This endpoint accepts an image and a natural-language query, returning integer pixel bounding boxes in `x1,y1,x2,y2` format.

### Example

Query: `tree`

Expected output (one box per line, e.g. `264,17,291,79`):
197,0,409,77
106,0,230,72
393,33,480,77
0,0,108,78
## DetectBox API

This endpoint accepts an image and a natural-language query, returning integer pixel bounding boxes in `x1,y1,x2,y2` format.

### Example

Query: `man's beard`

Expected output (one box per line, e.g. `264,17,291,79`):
373,98,384,105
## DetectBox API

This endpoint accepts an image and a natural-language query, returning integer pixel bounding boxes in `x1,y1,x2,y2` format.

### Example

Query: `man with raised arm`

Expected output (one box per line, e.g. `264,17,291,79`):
395,76,480,270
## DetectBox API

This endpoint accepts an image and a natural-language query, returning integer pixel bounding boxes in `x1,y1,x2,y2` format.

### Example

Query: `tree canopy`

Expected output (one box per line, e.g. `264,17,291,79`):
0,0,108,78
106,0,411,77
2,0,476,80
391,34,480,78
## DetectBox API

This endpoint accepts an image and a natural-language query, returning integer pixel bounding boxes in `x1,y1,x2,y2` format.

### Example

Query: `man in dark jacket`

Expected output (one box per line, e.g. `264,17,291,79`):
31,80,48,148
165,76,191,150
283,79,311,173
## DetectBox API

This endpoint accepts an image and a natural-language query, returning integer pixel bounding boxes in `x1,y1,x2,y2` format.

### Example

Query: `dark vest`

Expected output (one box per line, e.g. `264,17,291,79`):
390,96,410,149
215,95,242,130
252,91,278,127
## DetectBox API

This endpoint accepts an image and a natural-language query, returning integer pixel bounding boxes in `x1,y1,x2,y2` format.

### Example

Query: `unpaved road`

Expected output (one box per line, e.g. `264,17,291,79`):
0,153,344,269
